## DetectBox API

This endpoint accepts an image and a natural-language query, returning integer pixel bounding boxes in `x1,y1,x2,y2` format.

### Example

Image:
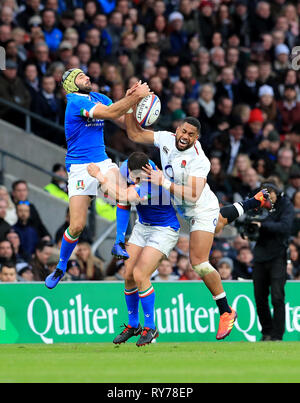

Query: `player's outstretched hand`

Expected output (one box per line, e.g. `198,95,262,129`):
87,163,105,184
126,80,141,97
135,82,152,100
142,164,164,186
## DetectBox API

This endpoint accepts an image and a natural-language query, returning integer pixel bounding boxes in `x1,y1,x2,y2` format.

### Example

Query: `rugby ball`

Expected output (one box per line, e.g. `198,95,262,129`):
136,94,161,128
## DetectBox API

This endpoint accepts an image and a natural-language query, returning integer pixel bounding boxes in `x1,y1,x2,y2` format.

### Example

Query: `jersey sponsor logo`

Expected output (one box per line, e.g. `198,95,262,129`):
213,218,217,227
163,146,169,154
164,164,174,180
76,180,85,190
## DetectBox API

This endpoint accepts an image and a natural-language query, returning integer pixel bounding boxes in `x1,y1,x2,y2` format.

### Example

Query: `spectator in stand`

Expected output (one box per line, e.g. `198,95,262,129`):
232,246,254,280
6,228,31,263
44,163,68,202
278,69,300,102
23,63,40,103
31,74,63,142
198,0,215,48
17,0,43,31
179,263,201,281
0,239,15,265
55,207,92,247
75,241,104,280
277,85,300,134
41,8,63,52
207,156,233,204
287,241,300,280
12,201,40,256
257,85,278,124
0,186,17,226
76,43,91,73
0,24,12,47
285,167,300,201
212,96,233,133
168,11,188,57
30,240,53,281
4,39,24,74
0,59,31,128
153,258,179,282
257,130,281,166
229,153,253,193
16,261,34,282
65,259,82,281
217,257,234,281
31,42,51,79
273,43,290,77
168,249,179,275
243,108,265,158
237,64,260,108
274,147,298,187
215,66,239,106
0,5,16,29
0,261,18,283
233,167,261,201
212,116,247,175
209,248,224,269
250,1,274,43
11,180,51,241
0,198,11,241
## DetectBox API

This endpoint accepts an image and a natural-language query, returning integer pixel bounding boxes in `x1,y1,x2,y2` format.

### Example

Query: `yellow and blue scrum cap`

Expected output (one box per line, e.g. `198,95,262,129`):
62,68,84,94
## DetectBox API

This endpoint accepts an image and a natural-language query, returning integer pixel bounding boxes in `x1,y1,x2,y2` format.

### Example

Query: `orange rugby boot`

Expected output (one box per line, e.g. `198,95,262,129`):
216,307,237,340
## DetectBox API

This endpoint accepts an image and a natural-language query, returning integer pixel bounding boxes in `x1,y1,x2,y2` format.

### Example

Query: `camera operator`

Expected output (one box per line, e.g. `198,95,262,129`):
250,178,294,341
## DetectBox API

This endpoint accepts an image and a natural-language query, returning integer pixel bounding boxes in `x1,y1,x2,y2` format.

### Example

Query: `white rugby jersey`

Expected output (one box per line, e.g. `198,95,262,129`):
154,130,219,217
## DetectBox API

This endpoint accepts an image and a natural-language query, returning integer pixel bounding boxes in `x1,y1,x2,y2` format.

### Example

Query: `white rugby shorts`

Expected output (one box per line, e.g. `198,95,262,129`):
68,159,118,198
181,191,220,234
128,221,179,257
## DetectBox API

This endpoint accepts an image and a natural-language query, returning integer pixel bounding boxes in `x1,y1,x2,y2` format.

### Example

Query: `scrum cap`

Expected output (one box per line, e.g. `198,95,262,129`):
62,68,84,94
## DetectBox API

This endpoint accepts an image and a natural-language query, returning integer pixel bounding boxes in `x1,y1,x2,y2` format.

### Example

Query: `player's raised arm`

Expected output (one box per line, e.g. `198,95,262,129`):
89,82,151,120
142,164,206,203
87,163,141,204
125,108,155,144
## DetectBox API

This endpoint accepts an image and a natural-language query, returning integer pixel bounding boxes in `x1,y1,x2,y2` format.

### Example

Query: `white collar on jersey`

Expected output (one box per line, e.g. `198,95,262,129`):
73,92,90,98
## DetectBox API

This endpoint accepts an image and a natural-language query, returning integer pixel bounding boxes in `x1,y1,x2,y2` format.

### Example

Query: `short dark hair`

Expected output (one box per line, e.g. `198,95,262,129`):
182,117,201,134
0,261,16,273
35,240,53,252
127,152,149,171
12,180,27,191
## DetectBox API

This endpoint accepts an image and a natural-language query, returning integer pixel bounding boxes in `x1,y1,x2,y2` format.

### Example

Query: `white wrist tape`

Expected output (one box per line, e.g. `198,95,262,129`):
162,178,172,191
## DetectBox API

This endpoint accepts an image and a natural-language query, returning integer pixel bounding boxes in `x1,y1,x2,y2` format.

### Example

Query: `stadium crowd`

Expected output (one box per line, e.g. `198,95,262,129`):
0,0,300,283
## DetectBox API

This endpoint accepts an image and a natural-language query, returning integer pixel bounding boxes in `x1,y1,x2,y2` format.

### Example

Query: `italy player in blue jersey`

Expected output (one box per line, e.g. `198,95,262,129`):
45,68,151,289
87,152,180,346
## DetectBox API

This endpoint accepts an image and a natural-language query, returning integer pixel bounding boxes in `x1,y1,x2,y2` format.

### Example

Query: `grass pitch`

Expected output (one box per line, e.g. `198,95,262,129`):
1,342,300,383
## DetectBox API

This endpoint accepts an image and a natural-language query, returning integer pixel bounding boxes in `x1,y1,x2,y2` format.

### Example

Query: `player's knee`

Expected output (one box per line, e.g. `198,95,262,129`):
132,266,146,287
192,261,216,278
69,223,84,237
124,268,135,283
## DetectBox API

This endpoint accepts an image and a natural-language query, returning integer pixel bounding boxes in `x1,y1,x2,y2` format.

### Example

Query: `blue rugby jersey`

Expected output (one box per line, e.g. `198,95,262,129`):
119,159,180,231
64,92,112,168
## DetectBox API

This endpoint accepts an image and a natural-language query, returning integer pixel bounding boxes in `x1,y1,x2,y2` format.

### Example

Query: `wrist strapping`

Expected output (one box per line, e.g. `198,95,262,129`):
162,177,172,191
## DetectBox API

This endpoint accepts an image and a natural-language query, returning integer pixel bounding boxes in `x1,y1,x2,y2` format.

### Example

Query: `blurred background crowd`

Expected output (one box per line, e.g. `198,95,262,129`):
0,0,299,283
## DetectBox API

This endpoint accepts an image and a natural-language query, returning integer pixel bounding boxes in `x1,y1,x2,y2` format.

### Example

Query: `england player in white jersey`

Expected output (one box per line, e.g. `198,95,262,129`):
125,113,237,340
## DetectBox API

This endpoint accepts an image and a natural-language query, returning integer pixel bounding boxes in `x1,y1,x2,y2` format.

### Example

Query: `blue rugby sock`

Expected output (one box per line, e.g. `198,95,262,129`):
57,228,79,273
124,287,140,328
139,286,156,329
116,204,131,244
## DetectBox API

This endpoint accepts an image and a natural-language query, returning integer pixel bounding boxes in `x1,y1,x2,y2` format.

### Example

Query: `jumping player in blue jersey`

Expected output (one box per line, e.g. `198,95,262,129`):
87,152,180,346
45,68,151,289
